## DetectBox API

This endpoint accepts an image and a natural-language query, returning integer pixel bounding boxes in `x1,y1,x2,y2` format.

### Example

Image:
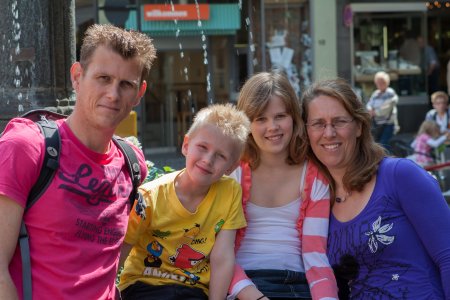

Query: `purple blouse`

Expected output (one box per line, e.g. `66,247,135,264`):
328,157,450,299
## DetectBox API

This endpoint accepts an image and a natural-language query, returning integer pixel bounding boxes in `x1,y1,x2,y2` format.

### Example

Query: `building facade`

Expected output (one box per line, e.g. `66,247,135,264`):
75,0,450,152
335,0,450,133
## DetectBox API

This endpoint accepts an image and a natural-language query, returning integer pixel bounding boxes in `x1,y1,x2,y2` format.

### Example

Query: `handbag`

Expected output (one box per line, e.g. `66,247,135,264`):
371,100,394,140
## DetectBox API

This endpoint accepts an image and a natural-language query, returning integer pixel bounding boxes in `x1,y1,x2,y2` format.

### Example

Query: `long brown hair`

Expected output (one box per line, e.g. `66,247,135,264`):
237,71,307,168
301,78,386,195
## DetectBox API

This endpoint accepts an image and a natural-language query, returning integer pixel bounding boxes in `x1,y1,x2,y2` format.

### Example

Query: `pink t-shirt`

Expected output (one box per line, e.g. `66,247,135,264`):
413,133,433,165
0,118,147,300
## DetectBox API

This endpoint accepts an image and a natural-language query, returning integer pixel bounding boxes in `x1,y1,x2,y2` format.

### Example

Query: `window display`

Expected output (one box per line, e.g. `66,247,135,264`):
251,0,310,96
350,9,427,103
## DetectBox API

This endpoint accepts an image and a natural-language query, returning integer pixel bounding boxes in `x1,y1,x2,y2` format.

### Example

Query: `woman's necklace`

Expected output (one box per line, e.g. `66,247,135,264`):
335,191,352,203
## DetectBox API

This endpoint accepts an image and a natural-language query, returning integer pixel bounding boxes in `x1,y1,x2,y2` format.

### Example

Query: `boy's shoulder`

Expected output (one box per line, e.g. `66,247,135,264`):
215,175,241,191
139,170,181,193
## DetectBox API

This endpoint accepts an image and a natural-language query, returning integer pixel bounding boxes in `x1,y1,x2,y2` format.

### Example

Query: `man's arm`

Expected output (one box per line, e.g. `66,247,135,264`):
119,242,133,270
0,195,24,300
209,229,236,300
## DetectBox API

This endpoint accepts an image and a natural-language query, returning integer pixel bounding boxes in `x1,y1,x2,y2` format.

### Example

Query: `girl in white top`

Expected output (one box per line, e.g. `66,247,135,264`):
228,72,338,300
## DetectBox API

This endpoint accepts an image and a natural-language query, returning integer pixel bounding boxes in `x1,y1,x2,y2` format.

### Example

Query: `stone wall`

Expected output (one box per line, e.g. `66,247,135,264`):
0,0,75,132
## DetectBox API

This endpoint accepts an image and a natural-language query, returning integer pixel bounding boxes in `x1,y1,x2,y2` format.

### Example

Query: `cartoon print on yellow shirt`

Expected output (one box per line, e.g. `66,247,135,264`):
184,223,200,239
140,223,210,286
214,219,225,233
169,243,206,284
144,241,163,268
152,229,171,239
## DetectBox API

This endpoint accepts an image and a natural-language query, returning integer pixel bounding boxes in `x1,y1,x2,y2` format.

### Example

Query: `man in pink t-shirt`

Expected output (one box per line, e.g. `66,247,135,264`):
0,24,156,300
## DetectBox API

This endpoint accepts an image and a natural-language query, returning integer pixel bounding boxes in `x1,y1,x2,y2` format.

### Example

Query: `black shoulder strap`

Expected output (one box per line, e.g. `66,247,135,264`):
26,119,61,209
112,137,141,209
20,113,61,300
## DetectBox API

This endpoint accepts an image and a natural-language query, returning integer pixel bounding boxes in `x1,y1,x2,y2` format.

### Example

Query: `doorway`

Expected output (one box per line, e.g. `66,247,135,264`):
143,50,207,153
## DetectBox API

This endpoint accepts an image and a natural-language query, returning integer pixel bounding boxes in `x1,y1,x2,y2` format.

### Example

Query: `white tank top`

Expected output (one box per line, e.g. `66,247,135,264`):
236,199,304,271
235,164,307,272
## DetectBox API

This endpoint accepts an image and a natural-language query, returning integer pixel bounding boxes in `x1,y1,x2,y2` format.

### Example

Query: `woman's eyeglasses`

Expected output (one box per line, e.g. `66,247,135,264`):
306,118,354,132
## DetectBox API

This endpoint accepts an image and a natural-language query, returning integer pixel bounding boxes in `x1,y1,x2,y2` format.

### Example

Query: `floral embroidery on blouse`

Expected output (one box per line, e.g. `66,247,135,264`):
364,216,395,253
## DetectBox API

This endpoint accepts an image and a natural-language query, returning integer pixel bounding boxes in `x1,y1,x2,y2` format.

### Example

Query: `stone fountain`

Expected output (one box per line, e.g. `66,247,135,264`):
0,0,75,131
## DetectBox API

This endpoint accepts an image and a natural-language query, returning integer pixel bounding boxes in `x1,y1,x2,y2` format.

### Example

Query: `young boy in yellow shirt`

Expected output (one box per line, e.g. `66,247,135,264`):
118,104,250,300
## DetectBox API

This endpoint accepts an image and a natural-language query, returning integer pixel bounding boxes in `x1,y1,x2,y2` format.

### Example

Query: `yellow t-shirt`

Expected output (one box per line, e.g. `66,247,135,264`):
118,170,246,294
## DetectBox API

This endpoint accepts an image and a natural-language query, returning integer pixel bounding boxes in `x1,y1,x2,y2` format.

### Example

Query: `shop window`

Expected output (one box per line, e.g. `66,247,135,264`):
252,0,310,95
350,6,427,104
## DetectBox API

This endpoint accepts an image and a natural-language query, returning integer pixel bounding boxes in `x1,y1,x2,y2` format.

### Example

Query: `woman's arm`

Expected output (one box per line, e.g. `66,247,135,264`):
395,159,450,297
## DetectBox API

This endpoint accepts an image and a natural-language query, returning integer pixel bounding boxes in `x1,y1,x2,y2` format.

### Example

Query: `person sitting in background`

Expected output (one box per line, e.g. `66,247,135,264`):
366,71,399,152
301,78,450,299
425,91,450,133
407,120,450,167
118,104,250,300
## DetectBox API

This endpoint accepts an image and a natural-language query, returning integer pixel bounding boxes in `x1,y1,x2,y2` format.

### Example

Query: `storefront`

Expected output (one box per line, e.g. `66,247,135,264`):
347,2,428,104
75,0,312,152
122,3,241,153
248,0,312,94
336,1,430,133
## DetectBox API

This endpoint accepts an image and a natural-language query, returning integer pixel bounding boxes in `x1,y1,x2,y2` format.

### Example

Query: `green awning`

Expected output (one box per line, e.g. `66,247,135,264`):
125,4,241,36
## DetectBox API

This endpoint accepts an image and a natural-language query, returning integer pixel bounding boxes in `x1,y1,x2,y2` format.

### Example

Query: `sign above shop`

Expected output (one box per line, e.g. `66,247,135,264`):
143,4,210,21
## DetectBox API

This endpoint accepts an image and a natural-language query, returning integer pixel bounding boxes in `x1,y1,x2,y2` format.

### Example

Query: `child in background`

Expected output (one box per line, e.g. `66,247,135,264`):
408,120,450,167
425,91,450,133
118,104,250,300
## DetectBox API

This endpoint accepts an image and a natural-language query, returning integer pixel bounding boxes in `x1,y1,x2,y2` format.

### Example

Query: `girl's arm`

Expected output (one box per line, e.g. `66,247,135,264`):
227,264,266,300
427,134,447,148
303,164,338,299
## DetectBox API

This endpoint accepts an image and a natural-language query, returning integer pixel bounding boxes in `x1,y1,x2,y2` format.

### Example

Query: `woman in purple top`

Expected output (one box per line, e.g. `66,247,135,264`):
301,78,450,299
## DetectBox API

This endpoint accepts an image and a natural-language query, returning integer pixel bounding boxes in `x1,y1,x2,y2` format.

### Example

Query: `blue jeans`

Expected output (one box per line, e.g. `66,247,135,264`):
378,123,394,153
372,123,394,153
121,281,208,300
245,269,311,300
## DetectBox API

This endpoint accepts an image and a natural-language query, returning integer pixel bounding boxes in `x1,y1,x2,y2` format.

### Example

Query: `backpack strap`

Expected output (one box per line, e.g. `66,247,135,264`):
27,119,61,209
112,137,142,209
19,222,33,300
20,116,61,300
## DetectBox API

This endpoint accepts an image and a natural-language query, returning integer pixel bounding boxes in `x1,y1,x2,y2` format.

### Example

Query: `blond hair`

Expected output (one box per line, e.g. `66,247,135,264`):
187,104,250,157
374,71,390,85
417,120,440,138
80,24,157,81
431,91,449,105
